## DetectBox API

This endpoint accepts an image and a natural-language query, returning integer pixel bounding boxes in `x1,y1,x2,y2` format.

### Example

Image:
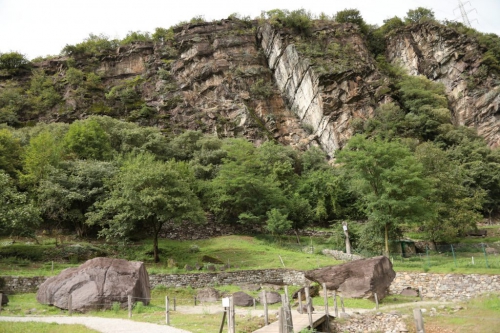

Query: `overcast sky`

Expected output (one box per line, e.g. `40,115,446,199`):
1,0,499,60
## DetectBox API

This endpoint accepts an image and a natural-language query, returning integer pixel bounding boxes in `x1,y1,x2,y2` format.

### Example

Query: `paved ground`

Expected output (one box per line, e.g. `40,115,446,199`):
0,316,191,333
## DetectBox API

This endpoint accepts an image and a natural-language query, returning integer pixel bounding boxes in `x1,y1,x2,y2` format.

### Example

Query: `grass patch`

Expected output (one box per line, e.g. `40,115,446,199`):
416,293,500,333
0,322,99,333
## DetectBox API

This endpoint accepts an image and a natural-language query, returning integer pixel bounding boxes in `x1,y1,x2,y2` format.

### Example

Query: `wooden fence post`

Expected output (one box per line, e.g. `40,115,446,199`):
333,291,338,317
305,286,313,328
253,298,256,310
340,295,345,313
128,295,132,319
419,286,423,301
263,291,269,326
323,283,331,332
413,307,425,333
0,293,2,314
194,296,197,306
298,291,303,314
229,296,235,333
174,297,176,311
68,294,72,316
278,306,284,333
166,296,170,325
374,292,379,310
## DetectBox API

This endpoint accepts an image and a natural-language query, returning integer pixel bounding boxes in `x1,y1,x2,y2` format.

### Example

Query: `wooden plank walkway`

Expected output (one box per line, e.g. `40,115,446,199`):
252,313,327,333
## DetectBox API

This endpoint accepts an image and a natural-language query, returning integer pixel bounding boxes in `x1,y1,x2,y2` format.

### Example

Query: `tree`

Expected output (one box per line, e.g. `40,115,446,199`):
415,142,484,243
334,9,368,34
405,7,435,24
0,128,23,178
37,160,117,237
63,118,113,160
87,152,205,262
0,170,41,237
266,209,292,244
206,139,285,225
21,129,64,187
337,135,433,256
0,52,30,74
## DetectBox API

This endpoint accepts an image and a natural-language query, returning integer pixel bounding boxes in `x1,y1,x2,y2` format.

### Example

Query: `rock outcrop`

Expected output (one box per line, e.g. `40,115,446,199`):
232,291,254,307
36,257,150,311
259,291,281,304
258,22,386,156
305,256,395,300
197,287,220,302
386,22,500,148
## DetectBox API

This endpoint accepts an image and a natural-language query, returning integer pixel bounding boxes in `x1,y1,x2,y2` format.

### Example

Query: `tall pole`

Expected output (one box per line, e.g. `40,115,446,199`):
342,221,351,255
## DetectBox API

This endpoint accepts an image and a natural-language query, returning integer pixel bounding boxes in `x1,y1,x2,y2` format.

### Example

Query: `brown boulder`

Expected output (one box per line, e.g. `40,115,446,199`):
36,257,150,311
197,287,220,302
400,287,418,297
259,291,281,304
232,291,254,307
292,285,319,300
305,256,395,301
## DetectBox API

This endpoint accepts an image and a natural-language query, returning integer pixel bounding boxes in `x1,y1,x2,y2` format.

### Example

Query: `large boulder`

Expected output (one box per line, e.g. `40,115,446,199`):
292,285,319,300
259,291,281,304
36,257,150,311
232,291,254,307
197,287,220,302
304,256,395,301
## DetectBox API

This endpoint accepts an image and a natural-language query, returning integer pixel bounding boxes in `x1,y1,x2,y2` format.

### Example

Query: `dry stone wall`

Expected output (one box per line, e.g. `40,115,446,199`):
390,272,500,301
2,271,499,301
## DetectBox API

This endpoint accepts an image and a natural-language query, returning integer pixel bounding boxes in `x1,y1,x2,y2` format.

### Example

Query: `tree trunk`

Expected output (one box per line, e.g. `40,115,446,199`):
153,221,162,263
384,223,389,257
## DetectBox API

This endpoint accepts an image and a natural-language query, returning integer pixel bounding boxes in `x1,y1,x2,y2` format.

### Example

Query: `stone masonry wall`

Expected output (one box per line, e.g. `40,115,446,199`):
2,271,499,302
390,272,500,301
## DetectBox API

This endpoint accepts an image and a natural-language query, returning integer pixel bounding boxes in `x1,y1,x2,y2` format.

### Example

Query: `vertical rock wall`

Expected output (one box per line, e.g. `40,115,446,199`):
258,23,385,157
386,23,500,148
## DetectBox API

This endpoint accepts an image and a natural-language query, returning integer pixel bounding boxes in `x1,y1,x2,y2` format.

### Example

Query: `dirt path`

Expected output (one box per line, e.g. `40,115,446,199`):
0,316,191,333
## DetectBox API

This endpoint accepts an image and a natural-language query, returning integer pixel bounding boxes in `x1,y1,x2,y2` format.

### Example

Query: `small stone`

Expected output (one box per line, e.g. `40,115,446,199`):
421,308,427,313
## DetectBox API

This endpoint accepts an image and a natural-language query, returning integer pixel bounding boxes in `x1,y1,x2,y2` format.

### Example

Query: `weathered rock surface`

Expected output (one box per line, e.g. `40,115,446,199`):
258,22,385,157
387,22,500,148
259,291,281,304
197,287,220,302
305,256,395,300
292,285,319,300
36,257,150,311
400,287,418,297
232,291,254,307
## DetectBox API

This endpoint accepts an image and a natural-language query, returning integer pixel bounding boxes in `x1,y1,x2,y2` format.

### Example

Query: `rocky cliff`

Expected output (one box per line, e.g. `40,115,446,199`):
2,18,499,154
386,22,500,148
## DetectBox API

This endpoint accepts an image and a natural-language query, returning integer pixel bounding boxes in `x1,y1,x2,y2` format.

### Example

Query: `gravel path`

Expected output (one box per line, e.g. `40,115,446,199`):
0,316,191,333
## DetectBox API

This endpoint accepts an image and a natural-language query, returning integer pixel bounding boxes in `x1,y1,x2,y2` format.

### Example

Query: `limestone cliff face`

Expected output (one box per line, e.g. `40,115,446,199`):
258,22,386,156
386,22,500,148
3,19,499,154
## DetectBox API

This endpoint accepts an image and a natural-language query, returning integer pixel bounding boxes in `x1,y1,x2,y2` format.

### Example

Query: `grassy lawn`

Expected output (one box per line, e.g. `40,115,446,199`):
0,235,342,277
1,233,500,277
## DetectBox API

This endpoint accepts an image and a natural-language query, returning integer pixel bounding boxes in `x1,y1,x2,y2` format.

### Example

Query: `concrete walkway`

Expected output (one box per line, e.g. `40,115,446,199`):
0,316,191,333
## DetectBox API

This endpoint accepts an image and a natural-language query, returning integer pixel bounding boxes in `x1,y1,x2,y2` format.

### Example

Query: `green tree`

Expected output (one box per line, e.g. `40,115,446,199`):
21,130,64,187
405,7,435,24
415,142,484,243
87,152,205,262
0,52,30,74
63,118,113,160
37,160,116,237
337,135,433,256
206,139,285,225
266,208,292,244
0,128,23,178
0,170,41,237
334,9,368,34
